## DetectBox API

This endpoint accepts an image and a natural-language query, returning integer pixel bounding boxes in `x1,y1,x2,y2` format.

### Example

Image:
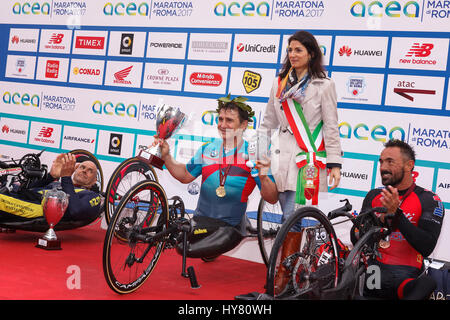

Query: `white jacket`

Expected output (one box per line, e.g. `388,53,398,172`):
260,76,342,192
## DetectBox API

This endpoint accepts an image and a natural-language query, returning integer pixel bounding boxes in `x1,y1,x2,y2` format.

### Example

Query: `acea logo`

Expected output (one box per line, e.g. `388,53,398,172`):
350,1,420,18
12,1,50,15
214,1,270,16
92,100,138,118
339,122,405,142
103,2,149,16
201,110,258,129
2,91,40,107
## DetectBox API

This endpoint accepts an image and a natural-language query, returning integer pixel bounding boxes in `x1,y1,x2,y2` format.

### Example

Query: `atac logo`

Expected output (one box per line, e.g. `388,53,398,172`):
350,1,420,18
214,1,270,16
242,70,261,94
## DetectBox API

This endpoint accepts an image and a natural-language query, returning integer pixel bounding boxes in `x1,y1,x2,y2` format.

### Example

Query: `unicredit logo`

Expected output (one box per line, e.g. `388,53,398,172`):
189,72,222,86
75,36,105,49
236,43,276,53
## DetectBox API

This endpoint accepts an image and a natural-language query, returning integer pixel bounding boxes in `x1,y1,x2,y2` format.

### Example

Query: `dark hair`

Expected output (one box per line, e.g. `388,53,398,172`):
279,30,326,79
384,139,416,163
217,102,249,123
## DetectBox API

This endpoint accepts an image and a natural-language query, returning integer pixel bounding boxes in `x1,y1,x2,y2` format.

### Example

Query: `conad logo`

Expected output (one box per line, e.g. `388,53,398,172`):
189,72,222,86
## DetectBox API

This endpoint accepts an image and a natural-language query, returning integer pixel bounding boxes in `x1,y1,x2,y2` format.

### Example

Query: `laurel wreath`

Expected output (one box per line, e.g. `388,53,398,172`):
216,93,255,122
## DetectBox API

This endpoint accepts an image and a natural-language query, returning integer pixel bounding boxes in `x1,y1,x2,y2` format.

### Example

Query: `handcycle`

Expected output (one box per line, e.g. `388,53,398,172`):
102,176,281,294
264,199,401,300
0,148,104,232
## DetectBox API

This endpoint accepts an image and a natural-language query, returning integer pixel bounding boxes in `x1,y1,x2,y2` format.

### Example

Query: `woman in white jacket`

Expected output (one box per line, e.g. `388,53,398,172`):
259,30,343,294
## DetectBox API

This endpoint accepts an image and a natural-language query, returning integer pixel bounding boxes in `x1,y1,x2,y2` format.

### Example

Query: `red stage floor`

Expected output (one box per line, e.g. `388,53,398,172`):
0,221,267,300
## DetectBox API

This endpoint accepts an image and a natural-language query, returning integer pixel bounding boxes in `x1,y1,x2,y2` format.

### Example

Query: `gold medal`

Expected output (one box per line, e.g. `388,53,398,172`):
216,186,226,198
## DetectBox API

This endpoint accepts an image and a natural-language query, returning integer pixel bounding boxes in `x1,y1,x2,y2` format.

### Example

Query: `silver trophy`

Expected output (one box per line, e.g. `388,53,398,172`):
246,131,271,177
138,103,186,170
36,186,69,250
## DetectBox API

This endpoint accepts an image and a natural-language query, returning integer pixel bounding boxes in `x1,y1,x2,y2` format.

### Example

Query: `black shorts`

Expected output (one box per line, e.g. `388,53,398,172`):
363,259,422,299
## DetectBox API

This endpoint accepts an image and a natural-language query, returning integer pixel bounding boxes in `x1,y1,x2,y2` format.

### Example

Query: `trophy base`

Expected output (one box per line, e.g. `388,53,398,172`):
36,237,62,250
137,153,164,170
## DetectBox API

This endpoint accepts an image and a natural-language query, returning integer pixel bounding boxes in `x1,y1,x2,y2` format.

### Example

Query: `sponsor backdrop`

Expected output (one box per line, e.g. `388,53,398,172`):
0,0,449,262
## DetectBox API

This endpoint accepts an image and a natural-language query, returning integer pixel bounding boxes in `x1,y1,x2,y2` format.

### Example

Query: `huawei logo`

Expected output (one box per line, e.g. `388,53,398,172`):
113,66,133,84
339,45,352,57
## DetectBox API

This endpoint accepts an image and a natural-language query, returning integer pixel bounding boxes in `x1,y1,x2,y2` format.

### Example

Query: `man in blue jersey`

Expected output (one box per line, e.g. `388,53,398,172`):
153,95,278,258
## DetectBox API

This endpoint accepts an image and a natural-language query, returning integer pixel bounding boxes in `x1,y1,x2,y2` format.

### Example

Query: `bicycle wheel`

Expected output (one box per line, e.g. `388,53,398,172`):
103,180,169,294
69,149,104,193
257,198,282,267
266,207,340,299
105,158,158,224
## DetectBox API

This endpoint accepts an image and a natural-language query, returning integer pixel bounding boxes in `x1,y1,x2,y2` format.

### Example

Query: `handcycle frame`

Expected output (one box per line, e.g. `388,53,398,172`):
0,148,105,232
265,199,393,300
102,174,281,294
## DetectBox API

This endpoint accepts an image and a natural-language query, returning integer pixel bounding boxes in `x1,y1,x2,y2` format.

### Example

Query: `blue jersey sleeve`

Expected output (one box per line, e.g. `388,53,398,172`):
185,143,206,179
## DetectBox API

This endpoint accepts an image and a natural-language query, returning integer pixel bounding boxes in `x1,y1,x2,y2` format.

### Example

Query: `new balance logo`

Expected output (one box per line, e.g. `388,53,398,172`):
38,127,53,138
406,43,433,57
49,33,64,44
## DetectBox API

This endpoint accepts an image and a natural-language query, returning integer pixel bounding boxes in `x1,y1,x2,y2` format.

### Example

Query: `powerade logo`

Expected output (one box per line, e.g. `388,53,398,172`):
12,1,50,15
350,1,420,18
2,91,40,107
339,122,405,142
103,2,149,16
214,1,270,16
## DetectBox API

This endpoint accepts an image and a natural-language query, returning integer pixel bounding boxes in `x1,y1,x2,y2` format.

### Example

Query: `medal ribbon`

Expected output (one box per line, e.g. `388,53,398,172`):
281,97,326,205
218,138,243,191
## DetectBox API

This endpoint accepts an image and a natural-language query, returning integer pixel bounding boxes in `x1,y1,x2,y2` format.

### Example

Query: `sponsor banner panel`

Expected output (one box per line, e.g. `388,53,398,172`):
72,29,108,56
0,117,28,143
338,109,450,163
228,67,276,97
333,36,388,68
339,158,374,192
61,125,97,153
385,74,445,109
142,63,184,91
436,169,450,203
147,32,187,59
232,34,279,63
35,57,70,82
97,130,134,158
184,65,228,94
108,31,146,58
38,29,72,54
187,33,232,61
29,121,61,148
8,28,39,52
332,71,384,105
5,55,36,79
104,61,143,88
69,58,104,85
389,37,449,71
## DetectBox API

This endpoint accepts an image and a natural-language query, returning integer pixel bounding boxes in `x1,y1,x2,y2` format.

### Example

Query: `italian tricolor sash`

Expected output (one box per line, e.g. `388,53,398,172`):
281,98,326,205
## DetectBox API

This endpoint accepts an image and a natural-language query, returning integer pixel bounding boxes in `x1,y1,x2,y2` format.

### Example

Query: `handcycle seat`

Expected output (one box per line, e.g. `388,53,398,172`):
175,214,250,259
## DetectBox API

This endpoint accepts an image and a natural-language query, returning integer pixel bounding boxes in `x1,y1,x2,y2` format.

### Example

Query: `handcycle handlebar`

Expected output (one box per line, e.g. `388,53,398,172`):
327,199,353,220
